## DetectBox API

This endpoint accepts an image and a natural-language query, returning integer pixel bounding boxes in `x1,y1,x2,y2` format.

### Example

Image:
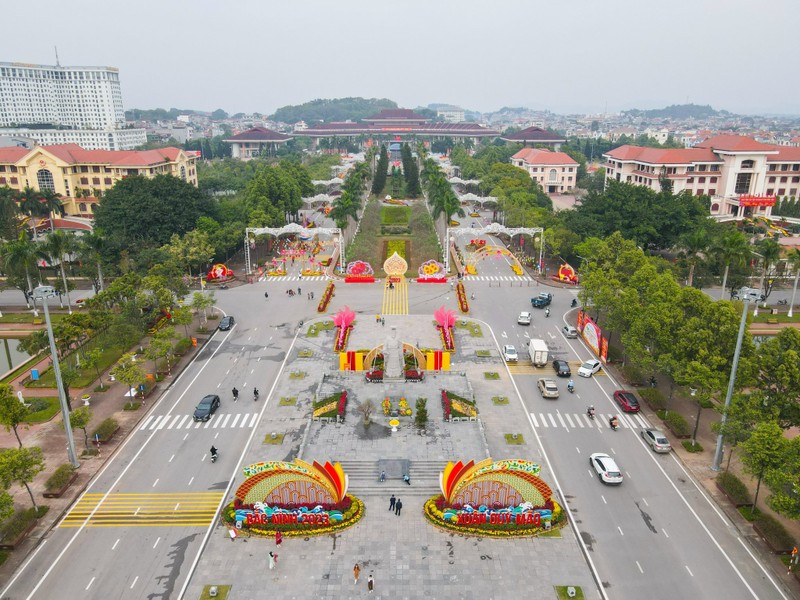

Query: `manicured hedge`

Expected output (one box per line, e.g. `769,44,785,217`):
753,512,795,552
0,506,49,544
174,338,192,354
92,417,119,442
716,472,752,505
639,388,666,410
45,464,75,492
656,410,690,437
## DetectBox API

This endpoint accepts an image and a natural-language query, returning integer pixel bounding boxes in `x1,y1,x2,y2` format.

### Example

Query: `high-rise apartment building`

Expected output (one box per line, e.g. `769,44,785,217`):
0,61,146,150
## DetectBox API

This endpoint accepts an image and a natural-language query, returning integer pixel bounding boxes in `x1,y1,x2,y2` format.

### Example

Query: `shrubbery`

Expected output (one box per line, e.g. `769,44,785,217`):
716,472,751,505
45,464,75,492
639,388,666,410
753,512,795,551
656,410,690,436
174,338,192,354
93,417,119,442
0,506,49,543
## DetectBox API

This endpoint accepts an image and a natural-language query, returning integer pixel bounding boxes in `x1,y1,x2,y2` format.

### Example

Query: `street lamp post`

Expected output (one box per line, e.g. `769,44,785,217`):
34,285,79,468
712,297,750,471
751,251,766,316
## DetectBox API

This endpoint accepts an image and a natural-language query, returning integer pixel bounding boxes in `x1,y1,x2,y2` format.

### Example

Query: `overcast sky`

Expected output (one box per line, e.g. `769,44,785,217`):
2,0,797,117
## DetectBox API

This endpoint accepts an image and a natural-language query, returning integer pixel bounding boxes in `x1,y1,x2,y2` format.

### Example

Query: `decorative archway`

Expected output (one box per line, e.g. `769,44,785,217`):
363,342,426,371
444,223,543,274
465,244,523,274
245,223,343,275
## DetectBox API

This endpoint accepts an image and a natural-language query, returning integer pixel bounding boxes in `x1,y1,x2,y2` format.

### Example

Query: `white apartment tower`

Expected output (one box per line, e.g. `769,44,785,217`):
0,61,145,150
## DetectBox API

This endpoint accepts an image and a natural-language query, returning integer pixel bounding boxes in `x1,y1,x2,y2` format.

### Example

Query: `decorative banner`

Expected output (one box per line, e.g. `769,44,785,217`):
418,259,446,280
345,260,374,277
739,195,776,207
581,314,601,356
207,263,233,280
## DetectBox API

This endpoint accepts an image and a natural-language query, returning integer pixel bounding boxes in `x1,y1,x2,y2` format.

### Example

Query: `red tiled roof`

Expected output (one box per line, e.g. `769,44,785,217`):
0,147,30,163
298,122,498,136
224,127,291,142
365,109,428,121
768,147,800,162
696,135,777,153
32,144,187,166
501,127,565,143
51,218,92,231
512,148,578,166
605,145,720,164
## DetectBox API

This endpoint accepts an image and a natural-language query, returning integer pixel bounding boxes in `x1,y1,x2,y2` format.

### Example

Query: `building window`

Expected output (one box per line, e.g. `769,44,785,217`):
696,189,705,196
767,189,774,195
699,177,706,183
104,177,112,185
709,189,716,195
0,166,5,172
781,164,789,171
36,169,55,192
741,159,755,169
92,177,100,185
769,177,776,183
180,166,186,181
790,189,798,197
710,177,717,183
10,177,17,184
80,166,88,173
734,173,752,195
548,169,557,182
778,189,786,195
710,165,720,172
79,203,87,212
781,177,788,183
687,178,694,184
80,177,89,185
687,166,695,172
698,165,707,172
0,177,5,184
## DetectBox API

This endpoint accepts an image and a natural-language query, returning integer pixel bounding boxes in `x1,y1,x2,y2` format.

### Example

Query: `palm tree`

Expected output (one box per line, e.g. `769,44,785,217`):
39,190,65,232
78,232,107,291
43,231,76,313
786,248,800,317
0,186,20,241
756,238,782,303
678,228,710,288
0,232,45,316
711,230,751,300
17,187,45,239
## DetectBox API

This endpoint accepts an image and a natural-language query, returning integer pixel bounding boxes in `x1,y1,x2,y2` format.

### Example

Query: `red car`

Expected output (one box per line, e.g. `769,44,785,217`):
613,390,641,413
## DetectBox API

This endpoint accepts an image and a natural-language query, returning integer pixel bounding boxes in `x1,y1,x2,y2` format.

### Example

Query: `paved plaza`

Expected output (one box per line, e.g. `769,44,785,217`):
184,314,596,599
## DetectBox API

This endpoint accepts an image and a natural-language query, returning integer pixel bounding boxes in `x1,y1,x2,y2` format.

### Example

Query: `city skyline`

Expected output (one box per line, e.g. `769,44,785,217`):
1,0,798,117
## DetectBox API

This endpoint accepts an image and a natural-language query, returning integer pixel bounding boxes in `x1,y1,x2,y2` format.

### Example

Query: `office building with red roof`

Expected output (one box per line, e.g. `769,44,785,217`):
510,148,579,194
604,135,800,219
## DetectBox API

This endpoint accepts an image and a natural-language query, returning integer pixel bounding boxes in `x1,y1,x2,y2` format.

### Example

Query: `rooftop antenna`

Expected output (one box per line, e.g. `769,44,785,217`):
54,46,60,67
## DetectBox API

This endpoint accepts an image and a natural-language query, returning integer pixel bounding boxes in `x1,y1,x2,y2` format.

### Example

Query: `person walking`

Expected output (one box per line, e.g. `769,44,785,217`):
275,530,283,548
376,313,380,323
389,494,396,511
264,291,269,300
353,563,361,584
268,551,277,570
395,498,403,516
367,574,374,593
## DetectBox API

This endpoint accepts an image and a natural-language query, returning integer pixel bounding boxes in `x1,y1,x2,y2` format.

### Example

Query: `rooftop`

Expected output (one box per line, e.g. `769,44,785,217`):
501,126,566,143
224,127,291,143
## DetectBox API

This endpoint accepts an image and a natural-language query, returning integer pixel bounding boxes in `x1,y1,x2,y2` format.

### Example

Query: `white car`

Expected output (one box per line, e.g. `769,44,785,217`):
578,359,602,378
502,345,518,362
537,378,560,399
590,452,623,485
517,312,532,325
562,325,578,339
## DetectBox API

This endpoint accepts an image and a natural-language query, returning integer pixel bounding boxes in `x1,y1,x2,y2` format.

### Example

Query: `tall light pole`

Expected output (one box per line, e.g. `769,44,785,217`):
711,297,750,471
750,250,766,316
34,285,79,468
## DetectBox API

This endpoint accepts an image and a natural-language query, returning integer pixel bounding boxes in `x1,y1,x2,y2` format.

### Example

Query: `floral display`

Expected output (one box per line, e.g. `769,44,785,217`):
434,306,456,351
332,306,356,352
207,263,233,280
418,259,445,279
382,397,391,415
466,265,477,275
456,282,470,313
317,281,335,313
313,400,338,418
345,260,374,280
511,264,523,276
441,390,477,419
337,391,347,421
398,397,412,416
451,398,477,418
558,263,579,284
441,390,451,421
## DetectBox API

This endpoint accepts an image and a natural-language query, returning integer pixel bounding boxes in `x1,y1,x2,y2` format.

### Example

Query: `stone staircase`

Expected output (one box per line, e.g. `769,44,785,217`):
336,460,445,497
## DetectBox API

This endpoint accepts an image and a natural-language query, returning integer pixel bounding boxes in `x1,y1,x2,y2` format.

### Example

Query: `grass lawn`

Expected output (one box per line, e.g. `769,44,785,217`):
475,350,491,357
555,586,584,599
751,312,800,324
23,397,60,423
263,433,285,445
0,312,66,324
199,585,231,600
492,396,509,405
504,433,525,445
26,346,125,389
484,372,500,380
380,206,410,225
279,397,297,406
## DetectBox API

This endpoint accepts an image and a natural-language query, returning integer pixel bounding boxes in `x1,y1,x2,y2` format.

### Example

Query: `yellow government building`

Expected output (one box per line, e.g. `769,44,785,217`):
0,144,197,218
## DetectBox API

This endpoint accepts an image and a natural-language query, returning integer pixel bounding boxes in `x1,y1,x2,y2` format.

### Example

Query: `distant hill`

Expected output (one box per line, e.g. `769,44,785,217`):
270,98,398,124
624,104,730,119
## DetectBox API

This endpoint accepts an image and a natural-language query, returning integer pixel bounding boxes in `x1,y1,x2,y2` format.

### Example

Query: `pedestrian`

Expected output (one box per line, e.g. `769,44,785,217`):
275,530,282,547
791,546,799,574
389,494,396,511
368,574,374,593
353,563,361,584
376,313,380,323
395,499,403,516
264,291,269,299
381,317,385,326
298,287,301,295
268,551,277,569
403,473,410,485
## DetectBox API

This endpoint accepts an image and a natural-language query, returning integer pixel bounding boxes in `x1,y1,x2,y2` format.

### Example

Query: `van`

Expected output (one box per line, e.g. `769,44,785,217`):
528,338,548,367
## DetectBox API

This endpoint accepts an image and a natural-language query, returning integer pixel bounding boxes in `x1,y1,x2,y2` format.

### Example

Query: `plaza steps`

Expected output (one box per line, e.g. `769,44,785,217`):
335,460,444,497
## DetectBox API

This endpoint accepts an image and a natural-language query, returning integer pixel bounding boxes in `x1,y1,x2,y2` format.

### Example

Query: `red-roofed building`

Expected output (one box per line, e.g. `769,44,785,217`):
511,149,579,194
224,127,292,160
0,143,197,219
604,134,800,219
501,127,566,150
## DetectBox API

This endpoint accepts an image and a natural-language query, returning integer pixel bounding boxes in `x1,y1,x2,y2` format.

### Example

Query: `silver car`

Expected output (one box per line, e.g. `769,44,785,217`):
562,325,578,339
641,428,672,453
537,378,560,399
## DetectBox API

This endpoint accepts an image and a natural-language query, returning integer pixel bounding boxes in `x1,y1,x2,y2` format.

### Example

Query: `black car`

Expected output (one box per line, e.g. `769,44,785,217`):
218,315,235,330
552,359,571,377
193,394,221,421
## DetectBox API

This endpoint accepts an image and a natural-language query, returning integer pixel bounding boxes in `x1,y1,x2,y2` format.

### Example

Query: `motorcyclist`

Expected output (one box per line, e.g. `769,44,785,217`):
587,405,595,418
610,416,619,430
545,308,550,318
232,387,239,401
571,298,577,308
210,445,218,458
253,387,260,400
567,379,574,392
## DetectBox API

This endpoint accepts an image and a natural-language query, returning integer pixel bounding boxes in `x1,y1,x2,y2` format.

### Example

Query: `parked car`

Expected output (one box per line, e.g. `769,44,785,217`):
732,287,765,302
613,390,641,412
502,345,518,362
517,311,532,325
590,452,623,485
218,315,235,330
552,359,571,377
531,292,553,308
365,370,384,383
578,359,602,378
641,428,672,453
537,378,560,399
562,325,578,339
193,394,221,422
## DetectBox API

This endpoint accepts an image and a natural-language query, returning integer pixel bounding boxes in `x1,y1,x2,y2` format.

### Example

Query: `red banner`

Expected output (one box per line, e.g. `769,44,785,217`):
739,195,776,207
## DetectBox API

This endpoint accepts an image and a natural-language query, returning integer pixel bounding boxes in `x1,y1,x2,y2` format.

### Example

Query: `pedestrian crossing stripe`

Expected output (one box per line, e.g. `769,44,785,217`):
138,412,259,431
258,275,328,282
462,275,533,282
529,412,650,430
60,492,225,528
507,363,606,376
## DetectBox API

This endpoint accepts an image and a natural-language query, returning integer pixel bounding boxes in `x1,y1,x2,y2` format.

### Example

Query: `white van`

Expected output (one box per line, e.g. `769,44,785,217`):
733,287,765,302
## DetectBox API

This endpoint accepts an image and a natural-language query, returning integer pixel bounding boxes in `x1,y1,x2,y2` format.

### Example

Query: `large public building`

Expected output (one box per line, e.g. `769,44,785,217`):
0,143,197,219
0,61,146,150
604,135,800,219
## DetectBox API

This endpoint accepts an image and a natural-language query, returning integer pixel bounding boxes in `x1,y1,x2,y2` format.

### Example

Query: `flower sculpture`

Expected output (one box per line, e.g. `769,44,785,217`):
332,306,356,352
456,282,469,313
207,263,233,280
418,259,446,279
317,281,335,313
434,306,456,351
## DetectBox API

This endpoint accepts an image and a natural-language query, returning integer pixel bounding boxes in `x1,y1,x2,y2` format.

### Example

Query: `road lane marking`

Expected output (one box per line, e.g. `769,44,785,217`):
183,433,189,440
636,561,643,574
153,537,160,549
214,432,219,439
169,455,174,463
177,415,189,429
547,414,557,427
564,413,575,428
204,418,212,428
642,497,649,506
174,503,180,511
225,369,230,375
167,415,180,429
249,413,258,427
230,414,240,428
130,576,138,589
575,447,580,454
222,414,232,429
539,413,548,427
601,495,607,504
188,477,194,486
152,478,159,487
140,416,154,430
251,368,254,374
556,413,568,430
86,577,95,590
212,416,222,428
618,527,624,536
737,536,788,599
112,538,120,550
685,566,693,577
157,416,169,430
663,528,669,538
148,416,164,430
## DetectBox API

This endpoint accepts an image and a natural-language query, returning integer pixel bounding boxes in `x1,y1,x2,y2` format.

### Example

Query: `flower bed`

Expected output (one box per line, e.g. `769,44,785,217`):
438,325,455,351
397,397,412,416
416,277,447,283
344,276,375,283
338,391,347,421
511,264,523,276
456,282,469,313
318,281,335,313
466,265,477,275
365,370,384,383
443,391,477,418
43,464,77,498
404,369,424,382
441,390,451,421
334,325,352,352
383,397,392,415
313,393,342,419
92,418,119,444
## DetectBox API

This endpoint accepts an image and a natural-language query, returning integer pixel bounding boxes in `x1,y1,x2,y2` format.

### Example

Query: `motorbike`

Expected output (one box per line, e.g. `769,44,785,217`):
587,407,595,420
253,389,260,401
567,383,574,393
545,308,550,318
571,298,577,308
778,299,788,306
210,450,219,463
609,418,619,431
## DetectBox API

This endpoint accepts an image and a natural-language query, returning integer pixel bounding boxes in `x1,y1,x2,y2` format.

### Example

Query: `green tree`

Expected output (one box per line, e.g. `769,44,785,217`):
711,393,766,473
67,405,93,451
111,353,146,403
172,306,193,338
677,226,710,288
82,347,106,390
710,229,751,300
161,230,215,276
764,435,800,519
414,398,428,429
17,186,47,239
1,232,46,315
77,232,108,291
191,292,216,326
785,248,800,317
755,327,800,428
371,145,388,195
43,231,77,312
0,383,29,447
756,238,782,302
0,186,20,241
740,421,787,516
0,446,45,510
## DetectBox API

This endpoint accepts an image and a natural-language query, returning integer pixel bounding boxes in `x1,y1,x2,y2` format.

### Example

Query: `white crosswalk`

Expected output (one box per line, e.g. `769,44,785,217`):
529,411,651,431
138,412,259,431
462,275,533,282
259,275,328,282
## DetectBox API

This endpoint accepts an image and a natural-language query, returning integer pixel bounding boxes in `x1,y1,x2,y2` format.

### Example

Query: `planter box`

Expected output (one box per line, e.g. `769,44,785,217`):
753,521,794,554
96,426,120,444
0,519,38,550
344,277,375,283
715,482,753,508
416,278,447,283
43,472,79,498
